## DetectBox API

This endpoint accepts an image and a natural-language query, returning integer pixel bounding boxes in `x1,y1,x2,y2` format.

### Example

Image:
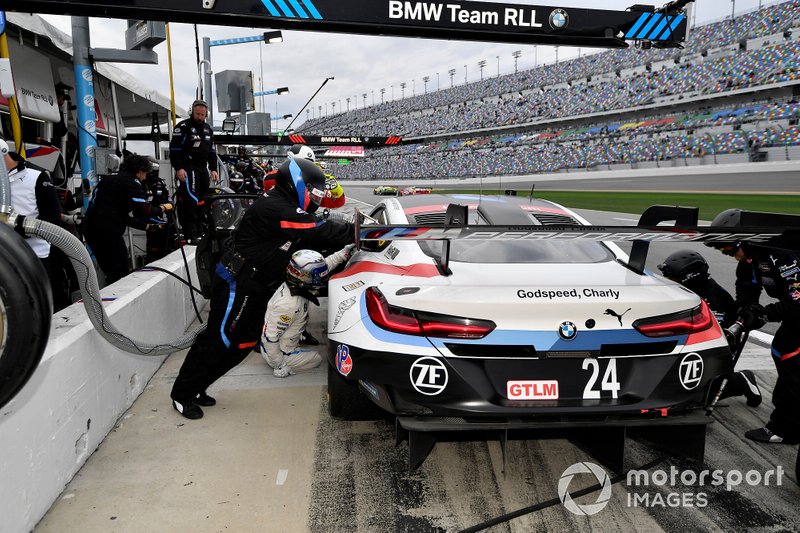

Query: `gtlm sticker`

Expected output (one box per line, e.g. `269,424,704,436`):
410,357,449,396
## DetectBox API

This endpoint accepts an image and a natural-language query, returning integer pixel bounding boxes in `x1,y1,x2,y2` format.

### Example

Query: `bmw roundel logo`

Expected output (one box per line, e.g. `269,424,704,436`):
549,9,569,30
559,321,577,340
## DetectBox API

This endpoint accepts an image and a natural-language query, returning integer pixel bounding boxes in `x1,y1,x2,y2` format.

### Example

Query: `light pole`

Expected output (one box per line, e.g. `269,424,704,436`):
478,60,486,81
380,88,385,104
512,50,522,73
272,113,292,132
412,79,415,96
400,82,406,99
449,69,456,88
204,30,283,129
496,55,500,77
555,46,560,64
464,64,468,84
371,90,374,106
325,102,328,116
422,76,430,94
391,84,394,100
346,97,351,111
332,101,336,114
362,93,367,108
436,72,440,90
534,46,538,67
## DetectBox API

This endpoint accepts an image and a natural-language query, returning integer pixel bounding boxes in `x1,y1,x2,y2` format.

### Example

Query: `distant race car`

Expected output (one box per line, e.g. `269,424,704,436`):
326,194,733,467
397,186,432,196
373,185,399,195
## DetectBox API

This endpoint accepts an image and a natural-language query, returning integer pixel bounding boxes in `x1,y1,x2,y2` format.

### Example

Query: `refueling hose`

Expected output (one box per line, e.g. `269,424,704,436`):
16,214,205,355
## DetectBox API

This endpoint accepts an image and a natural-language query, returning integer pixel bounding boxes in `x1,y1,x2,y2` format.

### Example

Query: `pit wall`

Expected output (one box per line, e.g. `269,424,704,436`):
0,248,206,533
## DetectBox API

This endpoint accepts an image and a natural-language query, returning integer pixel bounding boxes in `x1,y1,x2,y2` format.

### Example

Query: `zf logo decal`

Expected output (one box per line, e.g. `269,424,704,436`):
409,357,448,396
678,353,703,390
336,344,353,376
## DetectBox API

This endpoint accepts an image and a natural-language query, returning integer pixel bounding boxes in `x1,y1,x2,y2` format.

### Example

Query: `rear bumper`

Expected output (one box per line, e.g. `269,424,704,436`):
327,342,732,420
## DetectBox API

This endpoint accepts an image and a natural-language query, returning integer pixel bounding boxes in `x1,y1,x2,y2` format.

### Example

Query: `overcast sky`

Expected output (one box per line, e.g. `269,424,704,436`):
39,0,775,132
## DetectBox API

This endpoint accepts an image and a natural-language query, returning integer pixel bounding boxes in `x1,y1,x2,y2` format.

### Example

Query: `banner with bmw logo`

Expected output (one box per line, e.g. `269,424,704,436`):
0,1,689,47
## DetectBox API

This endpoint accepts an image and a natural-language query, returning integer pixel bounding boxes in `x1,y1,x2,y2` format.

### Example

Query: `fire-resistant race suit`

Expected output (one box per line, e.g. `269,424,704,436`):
739,248,800,441
170,158,354,419
84,165,170,284
260,246,353,377
169,110,217,241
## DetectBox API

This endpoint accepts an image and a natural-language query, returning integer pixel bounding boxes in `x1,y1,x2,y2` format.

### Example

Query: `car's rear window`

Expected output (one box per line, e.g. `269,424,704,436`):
411,212,615,264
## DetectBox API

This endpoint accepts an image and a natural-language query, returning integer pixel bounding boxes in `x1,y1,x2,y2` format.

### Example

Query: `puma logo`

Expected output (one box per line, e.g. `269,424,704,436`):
604,308,631,326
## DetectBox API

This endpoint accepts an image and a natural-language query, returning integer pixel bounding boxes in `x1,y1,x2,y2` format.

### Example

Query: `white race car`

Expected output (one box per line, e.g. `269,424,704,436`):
326,194,734,467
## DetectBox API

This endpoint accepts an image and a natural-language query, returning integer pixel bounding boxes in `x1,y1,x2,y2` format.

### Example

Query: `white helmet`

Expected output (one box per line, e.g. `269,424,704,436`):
287,144,315,162
286,249,328,291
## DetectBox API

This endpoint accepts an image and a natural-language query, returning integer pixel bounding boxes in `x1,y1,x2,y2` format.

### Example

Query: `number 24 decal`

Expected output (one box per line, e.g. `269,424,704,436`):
582,358,621,399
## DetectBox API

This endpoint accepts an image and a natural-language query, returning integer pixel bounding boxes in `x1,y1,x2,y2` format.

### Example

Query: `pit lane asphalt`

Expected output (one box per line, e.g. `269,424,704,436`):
35,187,799,532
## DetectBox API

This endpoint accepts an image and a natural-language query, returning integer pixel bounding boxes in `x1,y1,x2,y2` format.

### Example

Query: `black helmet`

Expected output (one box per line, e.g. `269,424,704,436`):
275,158,326,213
121,153,157,174
657,250,709,285
704,208,749,255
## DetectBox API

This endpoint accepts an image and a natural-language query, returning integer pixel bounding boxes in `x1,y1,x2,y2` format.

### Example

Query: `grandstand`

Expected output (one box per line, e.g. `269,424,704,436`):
299,1,800,180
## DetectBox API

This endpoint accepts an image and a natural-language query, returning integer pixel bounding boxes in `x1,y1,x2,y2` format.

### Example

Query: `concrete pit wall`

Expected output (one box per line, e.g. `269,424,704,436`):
0,248,206,533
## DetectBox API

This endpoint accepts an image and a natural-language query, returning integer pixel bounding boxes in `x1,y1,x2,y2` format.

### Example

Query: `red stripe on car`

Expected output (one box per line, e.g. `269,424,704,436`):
331,261,440,280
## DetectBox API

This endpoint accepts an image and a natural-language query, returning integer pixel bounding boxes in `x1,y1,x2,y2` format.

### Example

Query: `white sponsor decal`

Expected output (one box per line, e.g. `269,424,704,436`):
678,353,704,390
409,357,448,396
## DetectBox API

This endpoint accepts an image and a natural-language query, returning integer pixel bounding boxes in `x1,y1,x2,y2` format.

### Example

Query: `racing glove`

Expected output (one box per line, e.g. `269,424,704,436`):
325,174,344,201
738,303,768,331
61,212,83,226
327,244,356,269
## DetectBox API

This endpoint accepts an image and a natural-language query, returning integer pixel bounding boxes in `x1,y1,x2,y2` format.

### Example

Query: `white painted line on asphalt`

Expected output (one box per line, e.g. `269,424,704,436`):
749,330,774,346
276,469,289,486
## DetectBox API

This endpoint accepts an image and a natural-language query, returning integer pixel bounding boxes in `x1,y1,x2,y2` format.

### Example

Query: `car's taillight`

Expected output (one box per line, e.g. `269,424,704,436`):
365,286,422,334
365,287,496,339
633,301,713,338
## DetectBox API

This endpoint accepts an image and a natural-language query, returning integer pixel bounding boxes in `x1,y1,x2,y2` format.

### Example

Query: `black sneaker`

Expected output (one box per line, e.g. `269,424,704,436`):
196,391,216,407
299,330,320,346
738,370,762,408
744,427,798,444
172,399,204,420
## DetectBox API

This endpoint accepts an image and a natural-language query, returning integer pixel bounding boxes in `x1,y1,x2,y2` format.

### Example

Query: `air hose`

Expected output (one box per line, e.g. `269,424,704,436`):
14,214,205,355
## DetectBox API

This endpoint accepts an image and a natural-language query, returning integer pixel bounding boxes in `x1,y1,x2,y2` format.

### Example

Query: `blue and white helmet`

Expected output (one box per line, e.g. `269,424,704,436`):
286,250,328,291
287,144,315,162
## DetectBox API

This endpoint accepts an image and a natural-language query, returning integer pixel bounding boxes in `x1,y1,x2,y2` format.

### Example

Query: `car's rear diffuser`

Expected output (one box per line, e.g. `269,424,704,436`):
396,411,711,472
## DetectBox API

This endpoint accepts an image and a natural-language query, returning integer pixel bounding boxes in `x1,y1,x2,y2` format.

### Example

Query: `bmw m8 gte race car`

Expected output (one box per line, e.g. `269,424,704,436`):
325,194,791,468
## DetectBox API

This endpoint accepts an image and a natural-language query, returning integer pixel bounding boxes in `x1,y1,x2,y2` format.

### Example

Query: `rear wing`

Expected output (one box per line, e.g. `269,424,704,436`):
354,205,800,275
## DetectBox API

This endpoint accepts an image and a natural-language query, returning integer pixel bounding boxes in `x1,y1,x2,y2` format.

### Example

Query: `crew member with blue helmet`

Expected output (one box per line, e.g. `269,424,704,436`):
170,157,355,420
